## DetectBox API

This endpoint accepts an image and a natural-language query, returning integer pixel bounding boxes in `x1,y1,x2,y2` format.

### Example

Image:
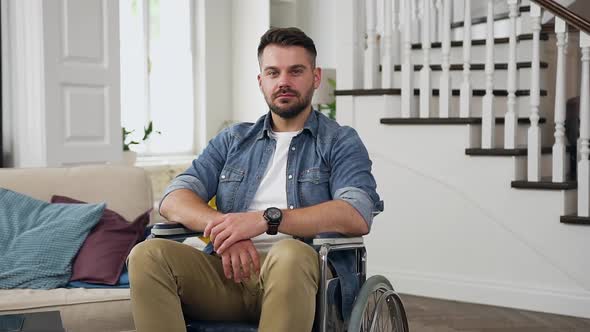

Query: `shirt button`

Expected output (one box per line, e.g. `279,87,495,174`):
291,147,296,151
288,174,293,179
221,175,226,179
289,205,294,209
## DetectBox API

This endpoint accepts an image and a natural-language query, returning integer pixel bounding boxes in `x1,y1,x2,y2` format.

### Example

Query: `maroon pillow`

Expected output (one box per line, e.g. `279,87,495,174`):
51,195,151,285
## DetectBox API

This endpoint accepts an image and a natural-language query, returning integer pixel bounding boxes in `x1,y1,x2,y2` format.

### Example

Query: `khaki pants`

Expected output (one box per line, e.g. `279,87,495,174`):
128,238,320,332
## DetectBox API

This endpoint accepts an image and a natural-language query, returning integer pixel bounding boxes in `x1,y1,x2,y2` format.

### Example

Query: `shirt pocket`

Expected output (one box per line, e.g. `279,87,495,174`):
216,167,245,212
298,167,332,207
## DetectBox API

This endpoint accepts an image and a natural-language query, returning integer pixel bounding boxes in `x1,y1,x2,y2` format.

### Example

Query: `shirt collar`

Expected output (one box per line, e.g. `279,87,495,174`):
257,109,319,140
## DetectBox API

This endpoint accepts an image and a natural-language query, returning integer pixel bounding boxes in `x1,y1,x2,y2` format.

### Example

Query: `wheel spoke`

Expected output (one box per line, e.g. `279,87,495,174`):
349,276,409,332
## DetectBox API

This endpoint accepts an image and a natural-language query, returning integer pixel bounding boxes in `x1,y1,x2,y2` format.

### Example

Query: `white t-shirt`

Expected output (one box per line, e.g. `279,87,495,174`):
248,129,301,253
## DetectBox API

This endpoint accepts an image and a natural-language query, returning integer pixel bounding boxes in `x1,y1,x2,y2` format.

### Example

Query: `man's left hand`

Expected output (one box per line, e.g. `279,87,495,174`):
204,211,267,254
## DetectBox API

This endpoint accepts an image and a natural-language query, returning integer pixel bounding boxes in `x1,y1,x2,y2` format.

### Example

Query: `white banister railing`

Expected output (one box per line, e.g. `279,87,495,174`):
578,32,590,216
527,3,542,181
504,0,519,149
401,0,414,118
382,0,394,88
337,0,590,216
439,0,451,118
552,17,568,182
481,0,495,148
419,0,432,118
459,0,472,118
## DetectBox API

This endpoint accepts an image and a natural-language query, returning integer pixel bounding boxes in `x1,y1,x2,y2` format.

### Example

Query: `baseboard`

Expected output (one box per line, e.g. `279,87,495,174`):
371,266,590,319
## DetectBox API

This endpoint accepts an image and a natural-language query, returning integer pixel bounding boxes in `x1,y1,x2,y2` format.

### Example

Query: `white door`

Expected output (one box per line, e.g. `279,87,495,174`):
43,0,121,166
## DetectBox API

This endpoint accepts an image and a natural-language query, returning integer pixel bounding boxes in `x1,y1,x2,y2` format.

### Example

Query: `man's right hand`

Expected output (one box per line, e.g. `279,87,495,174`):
220,239,260,283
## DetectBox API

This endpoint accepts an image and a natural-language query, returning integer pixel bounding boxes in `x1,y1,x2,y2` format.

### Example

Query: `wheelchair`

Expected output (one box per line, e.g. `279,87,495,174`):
149,222,409,332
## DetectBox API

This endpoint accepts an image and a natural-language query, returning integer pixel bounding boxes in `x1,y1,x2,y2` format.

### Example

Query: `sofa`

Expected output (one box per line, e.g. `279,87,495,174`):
0,165,154,332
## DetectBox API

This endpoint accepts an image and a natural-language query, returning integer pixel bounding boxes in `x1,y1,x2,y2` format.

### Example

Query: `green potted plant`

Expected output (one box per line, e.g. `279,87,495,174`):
312,68,336,120
317,78,336,120
122,121,160,165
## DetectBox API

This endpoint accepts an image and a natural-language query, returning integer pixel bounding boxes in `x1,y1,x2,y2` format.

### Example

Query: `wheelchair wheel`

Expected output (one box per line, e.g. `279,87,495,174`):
347,275,409,332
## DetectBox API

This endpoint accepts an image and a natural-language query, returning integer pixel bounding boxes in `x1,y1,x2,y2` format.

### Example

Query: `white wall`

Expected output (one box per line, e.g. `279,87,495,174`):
231,0,270,123
302,0,339,70
194,0,233,152
270,0,339,74
341,95,590,318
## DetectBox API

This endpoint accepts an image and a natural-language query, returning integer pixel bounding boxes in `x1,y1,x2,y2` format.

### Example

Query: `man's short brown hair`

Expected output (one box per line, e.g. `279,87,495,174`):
257,27,317,67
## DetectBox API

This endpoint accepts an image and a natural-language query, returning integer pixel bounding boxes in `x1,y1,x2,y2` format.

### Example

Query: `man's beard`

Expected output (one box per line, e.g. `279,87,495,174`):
266,87,314,119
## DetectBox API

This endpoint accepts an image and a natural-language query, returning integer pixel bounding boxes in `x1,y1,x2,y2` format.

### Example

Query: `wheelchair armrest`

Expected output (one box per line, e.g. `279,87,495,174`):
313,237,365,253
312,237,363,246
149,222,204,242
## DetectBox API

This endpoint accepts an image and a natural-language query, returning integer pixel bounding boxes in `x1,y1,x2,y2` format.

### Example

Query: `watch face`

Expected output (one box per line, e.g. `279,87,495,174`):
266,207,282,222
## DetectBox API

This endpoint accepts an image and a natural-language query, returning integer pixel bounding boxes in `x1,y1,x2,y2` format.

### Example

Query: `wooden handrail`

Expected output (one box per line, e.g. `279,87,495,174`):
530,0,590,35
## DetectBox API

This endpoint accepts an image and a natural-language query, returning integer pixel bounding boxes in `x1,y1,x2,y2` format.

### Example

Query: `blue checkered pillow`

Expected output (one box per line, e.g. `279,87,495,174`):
0,188,105,289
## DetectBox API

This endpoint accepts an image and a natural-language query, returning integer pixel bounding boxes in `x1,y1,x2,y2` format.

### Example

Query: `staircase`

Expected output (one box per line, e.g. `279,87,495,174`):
334,0,590,319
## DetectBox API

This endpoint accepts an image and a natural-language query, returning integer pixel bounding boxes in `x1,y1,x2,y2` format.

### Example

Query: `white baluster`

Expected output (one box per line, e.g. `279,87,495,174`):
504,0,518,149
392,0,401,65
459,0,472,118
481,0,495,148
412,0,421,44
401,0,414,117
527,3,542,181
365,0,379,89
420,0,432,118
382,0,394,88
578,32,590,216
439,0,451,118
436,0,443,42
552,18,568,182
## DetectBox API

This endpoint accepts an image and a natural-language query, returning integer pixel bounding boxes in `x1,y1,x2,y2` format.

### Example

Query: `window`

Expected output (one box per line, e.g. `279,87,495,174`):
120,0,194,157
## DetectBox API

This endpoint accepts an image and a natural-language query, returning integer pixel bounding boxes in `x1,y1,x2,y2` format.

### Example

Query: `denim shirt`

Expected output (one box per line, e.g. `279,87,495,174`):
161,110,383,322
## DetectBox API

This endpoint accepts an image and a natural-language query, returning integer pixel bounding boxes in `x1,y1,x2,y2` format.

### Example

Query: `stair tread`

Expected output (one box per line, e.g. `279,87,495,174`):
380,117,546,125
511,178,577,190
560,215,590,225
466,146,554,156
450,6,531,29
411,33,549,50
336,88,548,97
391,62,548,71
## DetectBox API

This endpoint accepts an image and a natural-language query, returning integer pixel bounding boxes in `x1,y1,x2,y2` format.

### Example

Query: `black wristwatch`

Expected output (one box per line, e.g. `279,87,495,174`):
263,207,283,235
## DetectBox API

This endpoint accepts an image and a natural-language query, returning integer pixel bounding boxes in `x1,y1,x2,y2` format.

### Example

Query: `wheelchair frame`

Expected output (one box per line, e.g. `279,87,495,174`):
314,237,366,332
148,223,408,332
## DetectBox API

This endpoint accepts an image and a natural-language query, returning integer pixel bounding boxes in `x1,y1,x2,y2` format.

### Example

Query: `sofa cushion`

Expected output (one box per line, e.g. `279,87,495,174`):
67,267,130,289
0,166,153,222
0,189,105,289
52,195,150,285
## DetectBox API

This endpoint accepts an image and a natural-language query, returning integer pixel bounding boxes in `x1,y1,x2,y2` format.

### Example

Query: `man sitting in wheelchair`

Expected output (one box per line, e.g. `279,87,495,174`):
128,27,384,332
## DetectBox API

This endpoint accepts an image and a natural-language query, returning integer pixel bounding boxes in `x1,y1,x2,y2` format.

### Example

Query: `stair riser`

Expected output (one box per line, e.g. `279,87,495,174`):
389,67,550,90
469,123,556,149
513,154,557,180
405,39,552,64
386,94,553,119
451,15,533,41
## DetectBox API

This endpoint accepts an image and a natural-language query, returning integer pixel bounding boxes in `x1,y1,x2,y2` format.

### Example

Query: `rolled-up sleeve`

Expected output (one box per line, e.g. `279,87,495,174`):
330,127,383,230
158,175,209,212
334,187,383,229
158,127,234,214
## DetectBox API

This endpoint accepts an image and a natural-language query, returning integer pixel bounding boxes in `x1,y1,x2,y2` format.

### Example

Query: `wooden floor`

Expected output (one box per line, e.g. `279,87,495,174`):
400,294,590,332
